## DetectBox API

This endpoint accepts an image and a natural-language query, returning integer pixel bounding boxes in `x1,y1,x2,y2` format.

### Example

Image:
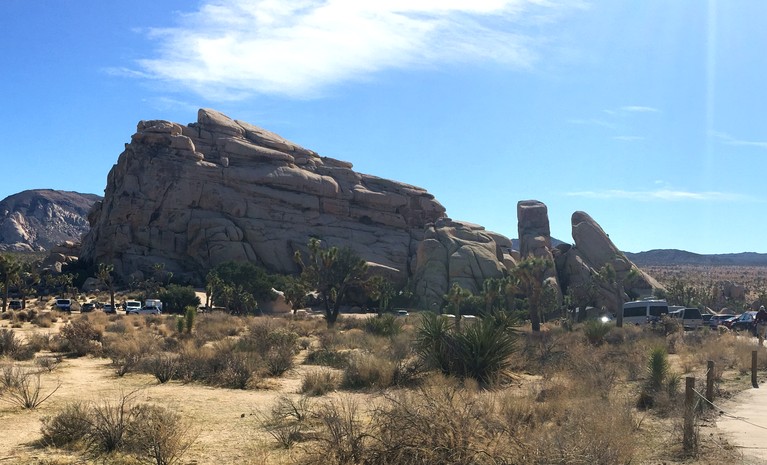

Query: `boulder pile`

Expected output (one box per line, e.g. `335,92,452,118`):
79,109,661,309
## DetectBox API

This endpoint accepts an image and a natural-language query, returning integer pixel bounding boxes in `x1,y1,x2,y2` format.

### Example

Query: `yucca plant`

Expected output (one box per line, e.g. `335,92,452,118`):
583,320,612,346
415,312,518,386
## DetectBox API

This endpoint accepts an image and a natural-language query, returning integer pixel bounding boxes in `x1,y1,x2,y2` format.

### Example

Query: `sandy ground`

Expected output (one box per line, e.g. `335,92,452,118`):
2,310,766,464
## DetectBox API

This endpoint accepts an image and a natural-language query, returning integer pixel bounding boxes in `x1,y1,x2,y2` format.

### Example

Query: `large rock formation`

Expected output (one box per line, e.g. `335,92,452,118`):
80,109,661,312
0,190,101,252
555,211,662,312
80,109,446,282
413,219,507,309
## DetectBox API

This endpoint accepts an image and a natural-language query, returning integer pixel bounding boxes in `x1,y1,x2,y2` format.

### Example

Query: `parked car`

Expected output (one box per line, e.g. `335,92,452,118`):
729,311,757,335
55,298,72,312
396,310,409,317
8,300,22,310
709,313,736,329
127,305,161,315
102,304,116,314
125,300,142,313
81,302,96,313
669,307,704,330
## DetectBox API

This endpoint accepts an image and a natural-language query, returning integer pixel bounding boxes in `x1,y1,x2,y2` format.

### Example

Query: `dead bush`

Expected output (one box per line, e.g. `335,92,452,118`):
41,401,92,448
0,364,61,409
341,352,396,390
59,316,103,356
301,368,340,396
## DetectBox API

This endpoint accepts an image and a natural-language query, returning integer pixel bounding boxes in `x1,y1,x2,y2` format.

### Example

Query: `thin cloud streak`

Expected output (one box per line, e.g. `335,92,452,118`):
712,131,767,150
620,105,659,113
566,189,751,202
133,0,572,99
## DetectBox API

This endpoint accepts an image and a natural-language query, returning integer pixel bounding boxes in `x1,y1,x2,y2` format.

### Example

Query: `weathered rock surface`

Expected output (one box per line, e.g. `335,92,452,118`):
517,200,562,305
78,109,660,314
0,190,100,252
80,109,446,282
413,218,507,308
558,211,662,311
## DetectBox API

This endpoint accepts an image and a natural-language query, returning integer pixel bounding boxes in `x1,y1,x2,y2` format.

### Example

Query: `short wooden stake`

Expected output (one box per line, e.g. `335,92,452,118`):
706,360,714,407
752,351,759,388
683,376,696,454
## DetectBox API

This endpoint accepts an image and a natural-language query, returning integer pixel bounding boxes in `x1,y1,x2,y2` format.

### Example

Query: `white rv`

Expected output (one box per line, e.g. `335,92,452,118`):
621,299,669,325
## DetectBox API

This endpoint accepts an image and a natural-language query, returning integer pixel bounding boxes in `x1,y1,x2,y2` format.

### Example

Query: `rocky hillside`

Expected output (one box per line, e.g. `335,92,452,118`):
625,249,767,267
0,190,101,252
78,109,660,310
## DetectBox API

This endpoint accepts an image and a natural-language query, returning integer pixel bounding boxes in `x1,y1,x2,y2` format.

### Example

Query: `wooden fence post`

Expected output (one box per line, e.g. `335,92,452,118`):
684,376,696,454
752,351,759,388
706,360,714,407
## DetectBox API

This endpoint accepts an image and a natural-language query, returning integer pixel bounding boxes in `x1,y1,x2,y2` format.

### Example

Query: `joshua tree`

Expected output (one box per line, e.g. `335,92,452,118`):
97,263,116,309
294,238,368,328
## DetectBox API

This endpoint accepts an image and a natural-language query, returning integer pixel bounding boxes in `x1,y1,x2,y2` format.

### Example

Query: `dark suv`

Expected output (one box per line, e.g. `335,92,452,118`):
9,300,22,310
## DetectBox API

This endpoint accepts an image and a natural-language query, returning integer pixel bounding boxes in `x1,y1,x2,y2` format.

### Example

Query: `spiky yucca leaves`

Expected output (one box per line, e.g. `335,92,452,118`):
415,312,517,386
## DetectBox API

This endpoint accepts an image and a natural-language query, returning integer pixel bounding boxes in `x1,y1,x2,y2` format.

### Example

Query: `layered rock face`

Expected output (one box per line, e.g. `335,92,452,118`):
80,109,446,281
413,219,507,308
555,211,661,311
80,109,660,311
0,190,101,252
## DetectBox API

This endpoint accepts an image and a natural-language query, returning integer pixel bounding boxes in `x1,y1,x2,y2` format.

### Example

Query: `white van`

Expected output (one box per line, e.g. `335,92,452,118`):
669,307,703,330
621,299,669,325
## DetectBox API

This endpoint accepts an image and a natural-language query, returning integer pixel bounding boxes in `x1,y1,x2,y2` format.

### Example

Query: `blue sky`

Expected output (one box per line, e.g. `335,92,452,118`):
2,0,766,254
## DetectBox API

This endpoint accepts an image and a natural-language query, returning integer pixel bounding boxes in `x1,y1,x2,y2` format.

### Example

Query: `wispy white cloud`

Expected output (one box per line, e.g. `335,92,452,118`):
132,0,576,100
566,189,750,202
567,118,618,130
620,105,660,113
712,131,767,150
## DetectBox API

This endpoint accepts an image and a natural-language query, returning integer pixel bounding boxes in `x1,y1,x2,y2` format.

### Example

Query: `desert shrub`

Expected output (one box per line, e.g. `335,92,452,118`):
33,312,53,328
415,312,518,386
301,368,340,396
103,333,160,377
86,392,140,454
0,329,21,356
35,355,63,373
637,346,680,412
564,344,619,397
180,340,264,389
238,324,298,376
15,310,29,322
364,314,402,337
0,365,61,409
213,350,263,389
193,312,245,344
143,353,179,384
257,395,313,448
26,332,52,352
339,378,504,465
41,402,92,448
304,348,350,369
59,316,103,356
341,352,396,390
44,394,196,464
125,404,196,465
582,320,612,346
305,397,369,465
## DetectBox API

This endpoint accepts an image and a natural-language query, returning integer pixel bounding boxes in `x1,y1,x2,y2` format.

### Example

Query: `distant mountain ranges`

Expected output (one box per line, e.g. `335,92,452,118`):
1,189,766,267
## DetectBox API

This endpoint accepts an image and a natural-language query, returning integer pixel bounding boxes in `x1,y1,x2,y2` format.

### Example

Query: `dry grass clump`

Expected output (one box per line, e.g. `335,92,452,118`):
40,392,196,464
192,312,247,344
0,328,38,360
56,315,104,356
296,374,636,465
341,352,397,390
0,364,61,409
301,368,340,396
